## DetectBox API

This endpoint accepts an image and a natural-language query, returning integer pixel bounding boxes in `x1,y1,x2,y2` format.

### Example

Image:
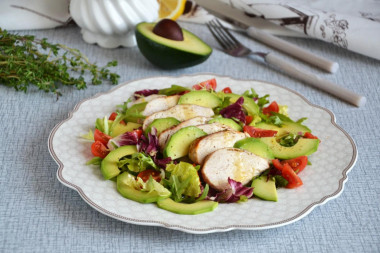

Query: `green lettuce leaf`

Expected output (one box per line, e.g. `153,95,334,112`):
165,162,202,200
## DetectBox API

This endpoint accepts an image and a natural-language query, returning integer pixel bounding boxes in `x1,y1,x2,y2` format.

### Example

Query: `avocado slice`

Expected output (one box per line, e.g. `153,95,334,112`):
208,117,243,131
145,117,180,136
260,137,319,159
254,121,311,137
234,138,275,160
100,145,137,180
157,198,218,215
251,175,278,202
178,90,222,108
117,172,171,204
163,126,207,159
96,119,142,138
135,22,212,69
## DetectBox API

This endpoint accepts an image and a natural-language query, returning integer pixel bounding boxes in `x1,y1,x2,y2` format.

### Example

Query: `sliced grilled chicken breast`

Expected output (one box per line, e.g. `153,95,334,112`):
142,95,180,116
158,116,210,150
130,94,165,106
188,130,248,165
201,148,269,191
195,122,233,135
142,104,214,130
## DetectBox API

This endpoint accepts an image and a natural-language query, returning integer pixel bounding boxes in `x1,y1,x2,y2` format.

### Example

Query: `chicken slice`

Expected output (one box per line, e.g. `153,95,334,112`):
201,148,269,191
188,130,248,165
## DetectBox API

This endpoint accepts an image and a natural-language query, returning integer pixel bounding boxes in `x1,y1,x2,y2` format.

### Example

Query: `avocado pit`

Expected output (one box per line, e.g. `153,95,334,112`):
153,19,184,41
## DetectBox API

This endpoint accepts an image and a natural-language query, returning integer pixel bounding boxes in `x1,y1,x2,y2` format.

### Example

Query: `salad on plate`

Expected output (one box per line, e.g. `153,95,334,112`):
82,78,320,215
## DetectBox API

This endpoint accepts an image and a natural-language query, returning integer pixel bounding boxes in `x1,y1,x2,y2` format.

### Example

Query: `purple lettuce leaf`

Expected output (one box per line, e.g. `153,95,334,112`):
137,128,159,157
108,130,140,149
220,96,246,124
211,178,253,203
133,89,159,99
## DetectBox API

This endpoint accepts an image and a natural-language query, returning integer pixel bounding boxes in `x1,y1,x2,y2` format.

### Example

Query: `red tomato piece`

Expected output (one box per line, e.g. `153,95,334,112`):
137,169,161,182
222,87,232,93
304,132,320,142
245,115,253,125
282,163,303,188
262,101,279,115
94,129,112,146
91,141,109,159
192,78,217,91
272,156,308,174
272,159,284,171
283,156,308,174
243,125,277,138
109,112,117,121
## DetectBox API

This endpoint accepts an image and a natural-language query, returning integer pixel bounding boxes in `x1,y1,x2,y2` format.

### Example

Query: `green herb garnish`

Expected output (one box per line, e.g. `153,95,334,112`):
0,28,119,97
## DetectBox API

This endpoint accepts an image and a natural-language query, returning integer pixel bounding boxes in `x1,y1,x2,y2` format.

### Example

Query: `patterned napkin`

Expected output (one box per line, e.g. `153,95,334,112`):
179,0,380,60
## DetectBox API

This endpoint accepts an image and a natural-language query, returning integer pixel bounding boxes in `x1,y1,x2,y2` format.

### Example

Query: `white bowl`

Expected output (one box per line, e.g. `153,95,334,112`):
70,0,159,48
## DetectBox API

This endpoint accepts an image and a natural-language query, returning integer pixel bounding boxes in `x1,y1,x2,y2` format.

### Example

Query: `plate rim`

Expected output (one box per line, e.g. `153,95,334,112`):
48,73,357,234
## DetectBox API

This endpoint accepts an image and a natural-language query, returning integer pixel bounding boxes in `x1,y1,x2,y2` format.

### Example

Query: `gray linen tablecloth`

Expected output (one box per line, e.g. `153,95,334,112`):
1,22,379,252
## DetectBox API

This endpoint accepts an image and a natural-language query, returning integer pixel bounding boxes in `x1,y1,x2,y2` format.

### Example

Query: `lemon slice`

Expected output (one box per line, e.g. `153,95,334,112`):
158,0,187,20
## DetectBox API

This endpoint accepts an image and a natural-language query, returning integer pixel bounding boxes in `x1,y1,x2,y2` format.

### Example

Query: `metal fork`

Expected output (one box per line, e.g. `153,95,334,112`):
206,19,365,107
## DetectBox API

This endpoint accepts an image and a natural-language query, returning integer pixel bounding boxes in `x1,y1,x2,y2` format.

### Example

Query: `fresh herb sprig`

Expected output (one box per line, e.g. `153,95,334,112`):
0,28,120,97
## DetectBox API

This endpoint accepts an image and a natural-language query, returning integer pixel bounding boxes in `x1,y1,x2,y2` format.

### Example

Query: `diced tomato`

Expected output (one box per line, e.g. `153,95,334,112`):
137,169,161,182
272,159,284,171
272,156,308,174
281,163,303,188
304,132,320,142
94,129,112,146
243,125,277,138
192,78,217,91
109,112,126,125
91,141,109,159
222,87,232,93
262,101,279,115
245,115,253,125
109,112,118,121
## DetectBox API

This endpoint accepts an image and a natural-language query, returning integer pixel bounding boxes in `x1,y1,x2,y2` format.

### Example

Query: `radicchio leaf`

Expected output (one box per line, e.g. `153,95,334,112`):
220,96,246,124
133,89,159,99
137,128,159,157
107,130,141,149
212,178,253,203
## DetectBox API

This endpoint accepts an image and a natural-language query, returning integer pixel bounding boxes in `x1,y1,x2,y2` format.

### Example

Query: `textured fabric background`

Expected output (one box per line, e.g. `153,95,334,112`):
0,22,379,252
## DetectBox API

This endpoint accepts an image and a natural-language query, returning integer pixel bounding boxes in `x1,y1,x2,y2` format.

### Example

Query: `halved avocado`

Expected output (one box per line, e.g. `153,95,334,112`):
100,145,137,180
260,137,319,159
157,198,218,215
178,90,221,108
254,121,311,138
135,22,212,69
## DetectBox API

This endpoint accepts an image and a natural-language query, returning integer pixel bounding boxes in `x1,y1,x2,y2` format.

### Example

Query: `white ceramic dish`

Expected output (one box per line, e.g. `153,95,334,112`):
48,74,357,234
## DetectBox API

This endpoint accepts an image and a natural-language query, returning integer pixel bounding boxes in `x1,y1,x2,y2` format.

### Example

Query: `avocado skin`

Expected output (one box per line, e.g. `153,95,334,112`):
157,198,218,215
135,23,212,70
251,175,278,202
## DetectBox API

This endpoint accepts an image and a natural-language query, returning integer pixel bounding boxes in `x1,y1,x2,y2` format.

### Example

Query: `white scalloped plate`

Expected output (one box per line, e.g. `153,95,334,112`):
48,74,357,234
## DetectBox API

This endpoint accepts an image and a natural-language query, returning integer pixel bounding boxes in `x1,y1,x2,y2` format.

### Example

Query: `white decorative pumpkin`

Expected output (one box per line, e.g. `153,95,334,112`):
70,0,159,48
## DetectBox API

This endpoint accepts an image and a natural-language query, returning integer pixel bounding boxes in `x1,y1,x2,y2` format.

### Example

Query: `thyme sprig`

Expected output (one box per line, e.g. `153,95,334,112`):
0,28,120,97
